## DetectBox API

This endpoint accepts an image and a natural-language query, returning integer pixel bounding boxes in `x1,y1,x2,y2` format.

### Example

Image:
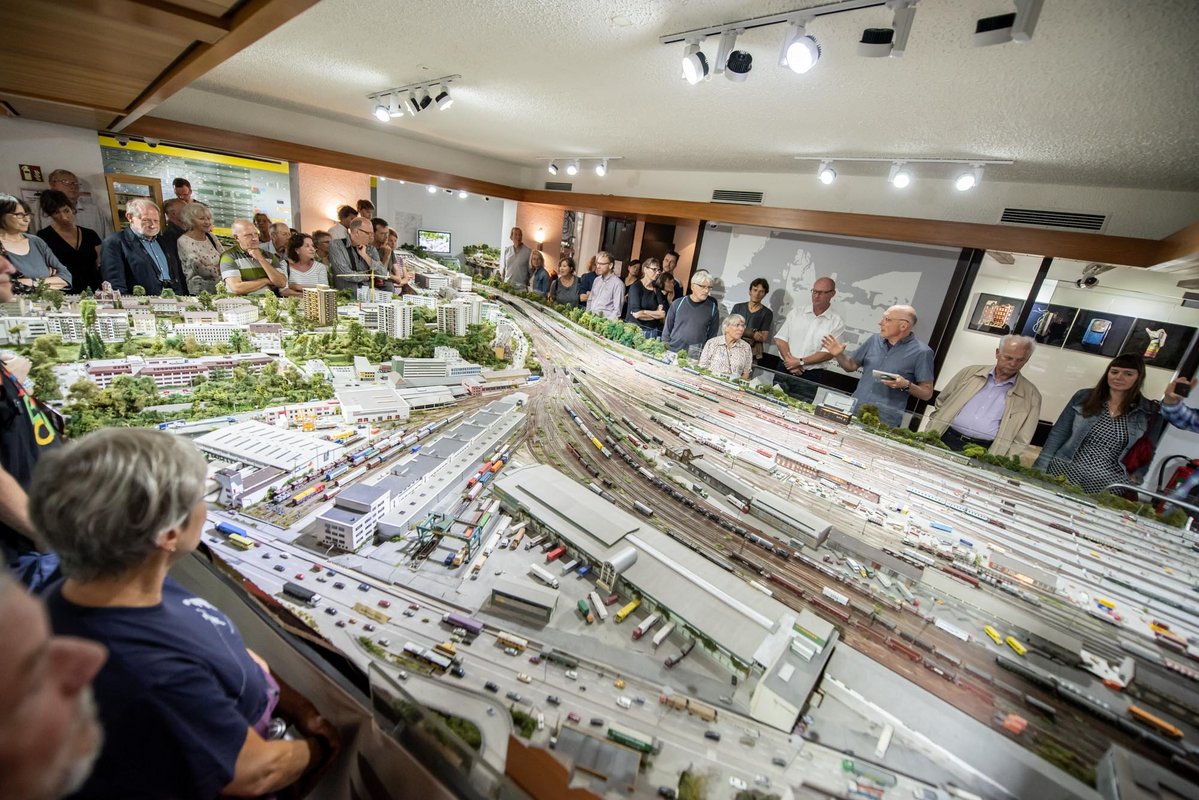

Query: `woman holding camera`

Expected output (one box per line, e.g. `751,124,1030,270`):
0,194,71,290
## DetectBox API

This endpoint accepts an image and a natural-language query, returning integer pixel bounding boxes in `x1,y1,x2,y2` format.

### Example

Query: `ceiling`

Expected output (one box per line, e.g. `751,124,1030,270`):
162,0,1199,191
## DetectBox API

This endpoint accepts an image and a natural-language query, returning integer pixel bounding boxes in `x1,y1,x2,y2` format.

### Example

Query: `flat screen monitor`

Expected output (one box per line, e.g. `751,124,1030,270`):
418,229,452,254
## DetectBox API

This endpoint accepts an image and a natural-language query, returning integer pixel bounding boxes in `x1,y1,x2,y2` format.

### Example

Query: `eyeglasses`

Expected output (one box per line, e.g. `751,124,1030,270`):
881,316,910,325
596,261,612,267
692,283,712,289
5,212,32,220
53,180,80,189
811,288,835,295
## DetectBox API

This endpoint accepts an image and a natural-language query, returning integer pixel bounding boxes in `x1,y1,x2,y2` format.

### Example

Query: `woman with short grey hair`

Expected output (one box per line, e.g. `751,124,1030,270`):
177,201,222,295
699,313,754,380
33,428,336,799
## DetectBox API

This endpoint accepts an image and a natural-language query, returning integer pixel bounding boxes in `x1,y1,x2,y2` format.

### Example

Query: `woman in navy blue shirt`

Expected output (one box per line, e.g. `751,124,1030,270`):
33,429,336,799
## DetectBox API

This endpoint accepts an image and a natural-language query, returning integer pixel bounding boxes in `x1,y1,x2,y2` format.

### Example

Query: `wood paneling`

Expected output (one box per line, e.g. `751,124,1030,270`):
0,94,123,131
122,117,1188,268
78,0,232,43
1157,219,1199,263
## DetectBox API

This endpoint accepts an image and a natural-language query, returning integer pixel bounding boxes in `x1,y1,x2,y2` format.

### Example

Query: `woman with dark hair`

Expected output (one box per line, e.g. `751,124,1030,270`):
549,256,581,306
285,232,330,293
1033,353,1157,493
36,189,102,292
731,277,774,362
0,194,71,290
626,258,665,338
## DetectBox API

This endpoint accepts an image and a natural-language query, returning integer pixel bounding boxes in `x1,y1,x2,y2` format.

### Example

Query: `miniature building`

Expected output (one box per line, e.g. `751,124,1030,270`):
303,286,338,325
353,356,377,381
436,302,469,336
378,301,413,339
318,482,393,550
215,297,259,324
414,272,450,291
174,322,240,346
248,322,283,351
336,386,411,424
44,310,129,343
194,420,343,471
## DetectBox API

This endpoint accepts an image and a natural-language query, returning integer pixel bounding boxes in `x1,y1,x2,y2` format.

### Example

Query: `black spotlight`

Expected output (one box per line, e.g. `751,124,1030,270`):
858,28,895,57
725,49,753,82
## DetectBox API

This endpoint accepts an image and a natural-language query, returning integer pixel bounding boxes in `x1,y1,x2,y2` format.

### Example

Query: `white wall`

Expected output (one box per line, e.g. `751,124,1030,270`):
937,257,1199,423
536,167,1199,242
0,117,114,232
374,179,505,259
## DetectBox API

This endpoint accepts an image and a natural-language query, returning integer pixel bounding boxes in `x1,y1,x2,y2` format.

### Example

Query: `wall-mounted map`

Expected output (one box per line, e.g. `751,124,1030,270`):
99,136,291,234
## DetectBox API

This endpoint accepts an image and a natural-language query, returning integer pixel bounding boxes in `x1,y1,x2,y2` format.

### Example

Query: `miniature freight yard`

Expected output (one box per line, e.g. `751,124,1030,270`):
7,265,1199,800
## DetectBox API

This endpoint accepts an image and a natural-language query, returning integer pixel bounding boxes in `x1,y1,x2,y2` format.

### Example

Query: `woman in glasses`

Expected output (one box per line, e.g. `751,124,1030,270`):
0,194,71,290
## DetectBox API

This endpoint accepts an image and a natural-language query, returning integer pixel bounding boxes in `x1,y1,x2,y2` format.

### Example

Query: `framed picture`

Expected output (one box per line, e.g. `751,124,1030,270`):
1123,320,1198,371
967,293,1024,335
1020,303,1079,347
104,173,163,232
1063,312,1136,357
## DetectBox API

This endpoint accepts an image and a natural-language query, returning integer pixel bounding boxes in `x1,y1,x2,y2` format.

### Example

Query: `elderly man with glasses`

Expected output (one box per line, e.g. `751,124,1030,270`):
822,304,935,427
99,199,182,295
663,269,721,355
774,276,845,401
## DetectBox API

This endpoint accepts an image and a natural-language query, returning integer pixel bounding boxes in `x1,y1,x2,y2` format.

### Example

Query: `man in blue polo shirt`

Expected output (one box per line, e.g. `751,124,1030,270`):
822,304,935,427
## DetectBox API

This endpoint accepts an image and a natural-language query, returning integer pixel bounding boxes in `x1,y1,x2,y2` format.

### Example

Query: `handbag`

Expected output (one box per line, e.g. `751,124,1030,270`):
1121,401,1161,474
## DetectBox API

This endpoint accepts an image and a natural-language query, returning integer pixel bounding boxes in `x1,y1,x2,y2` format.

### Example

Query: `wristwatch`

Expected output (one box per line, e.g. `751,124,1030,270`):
798,357,805,368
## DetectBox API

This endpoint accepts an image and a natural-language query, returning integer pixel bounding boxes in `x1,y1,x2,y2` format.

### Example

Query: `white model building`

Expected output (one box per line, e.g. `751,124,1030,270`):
215,298,259,324
248,322,283,351
436,302,469,336
319,482,392,550
195,420,343,471
335,386,411,424
379,300,413,339
174,323,240,346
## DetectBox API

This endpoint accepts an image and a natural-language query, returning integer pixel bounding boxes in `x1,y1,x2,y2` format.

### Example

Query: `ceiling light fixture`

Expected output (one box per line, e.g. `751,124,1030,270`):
404,91,420,116
954,165,983,191
595,159,608,177
817,160,836,185
713,29,741,78
779,22,820,74
458,189,468,199
974,0,1044,47
434,84,453,110
367,74,461,122
372,100,390,122
548,161,559,176
540,156,622,176
682,40,709,84
416,87,432,111
858,1,917,58
725,49,753,82
888,162,912,189
566,160,580,176
427,185,438,193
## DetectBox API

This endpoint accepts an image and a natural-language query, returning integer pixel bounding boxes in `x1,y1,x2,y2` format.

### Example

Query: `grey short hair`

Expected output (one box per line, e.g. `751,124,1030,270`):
999,334,1036,357
723,313,745,331
180,201,212,229
348,217,371,233
125,198,159,218
690,270,712,287
30,429,209,581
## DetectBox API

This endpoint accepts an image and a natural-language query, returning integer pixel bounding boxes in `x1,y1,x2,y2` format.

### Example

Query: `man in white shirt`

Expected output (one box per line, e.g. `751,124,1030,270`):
501,227,531,288
774,276,845,401
585,251,623,320
37,169,109,235
328,205,357,241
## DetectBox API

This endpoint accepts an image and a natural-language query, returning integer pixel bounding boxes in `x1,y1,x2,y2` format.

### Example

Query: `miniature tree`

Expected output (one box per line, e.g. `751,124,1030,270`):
132,285,146,297
263,292,280,323
160,288,176,299
196,290,215,311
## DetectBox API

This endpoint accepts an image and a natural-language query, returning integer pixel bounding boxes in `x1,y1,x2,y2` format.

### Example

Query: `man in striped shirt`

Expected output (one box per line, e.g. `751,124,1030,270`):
219,219,287,296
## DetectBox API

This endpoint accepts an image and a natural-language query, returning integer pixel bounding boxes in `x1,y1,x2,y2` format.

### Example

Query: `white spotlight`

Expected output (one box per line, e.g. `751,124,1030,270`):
373,101,390,122
888,162,912,189
725,50,753,82
779,22,821,74
682,42,709,85
817,161,836,185
434,84,453,110
387,95,402,118
955,165,983,191
973,0,1043,46
458,190,468,199
859,1,917,58
595,159,608,177
566,160,579,176
427,184,438,193
548,161,559,176
404,91,420,115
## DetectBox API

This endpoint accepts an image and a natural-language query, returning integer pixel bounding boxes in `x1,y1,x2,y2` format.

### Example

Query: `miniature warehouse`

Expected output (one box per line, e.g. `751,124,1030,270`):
4,256,1198,800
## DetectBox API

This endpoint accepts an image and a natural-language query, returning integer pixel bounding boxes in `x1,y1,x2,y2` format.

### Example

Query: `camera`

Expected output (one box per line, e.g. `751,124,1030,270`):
1074,275,1099,289
116,136,129,146
145,138,160,148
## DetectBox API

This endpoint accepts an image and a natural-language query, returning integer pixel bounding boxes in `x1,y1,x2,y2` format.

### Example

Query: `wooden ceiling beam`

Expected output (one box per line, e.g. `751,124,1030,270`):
74,0,231,43
111,0,321,130
122,115,1177,268
0,88,127,117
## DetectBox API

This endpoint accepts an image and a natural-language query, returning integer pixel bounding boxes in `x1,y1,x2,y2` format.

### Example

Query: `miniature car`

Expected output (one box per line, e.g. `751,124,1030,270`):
335,620,346,628
311,564,322,572
333,581,346,590
279,553,288,559
504,647,519,656
729,776,747,790
546,695,561,706
378,599,391,608
261,553,271,559
273,564,285,572
402,609,415,617
376,638,390,647
754,775,770,787
704,730,721,741
657,788,677,799
324,607,337,616
564,670,578,680
506,691,522,702
407,602,420,610
484,682,499,693
613,678,625,689
358,582,370,591
516,673,532,684
450,665,465,678
771,757,786,768
528,655,541,665
294,573,304,580
589,717,604,727
315,576,327,583
567,712,581,723
363,623,375,632
617,696,632,709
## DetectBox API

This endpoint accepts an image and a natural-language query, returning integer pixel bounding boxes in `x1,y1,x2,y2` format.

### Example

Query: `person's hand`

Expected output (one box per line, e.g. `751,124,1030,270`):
821,334,844,357
1164,377,1191,405
782,355,803,374
2,355,32,381
881,375,910,392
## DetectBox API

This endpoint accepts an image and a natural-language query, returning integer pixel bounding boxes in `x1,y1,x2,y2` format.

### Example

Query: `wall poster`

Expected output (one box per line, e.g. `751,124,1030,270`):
1020,303,1079,347
1063,313,1136,357
967,294,1024,335
1123,320,1198,371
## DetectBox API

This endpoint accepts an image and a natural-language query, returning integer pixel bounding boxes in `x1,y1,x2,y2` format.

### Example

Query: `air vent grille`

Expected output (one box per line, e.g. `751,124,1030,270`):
712,189,764,204
1000,208,1106,231
545,181,573,191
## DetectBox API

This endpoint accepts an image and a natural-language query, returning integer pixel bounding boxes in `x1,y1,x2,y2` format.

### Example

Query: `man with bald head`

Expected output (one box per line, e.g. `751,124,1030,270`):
219,219,287,296
774,276,845,401
822,304,935,427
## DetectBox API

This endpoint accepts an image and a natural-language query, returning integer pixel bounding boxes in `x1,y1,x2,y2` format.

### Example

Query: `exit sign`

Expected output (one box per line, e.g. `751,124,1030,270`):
19,164,43,182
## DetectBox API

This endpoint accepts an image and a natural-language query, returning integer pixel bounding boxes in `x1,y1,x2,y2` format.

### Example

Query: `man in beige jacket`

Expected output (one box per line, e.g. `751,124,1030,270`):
926,335,1042,457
